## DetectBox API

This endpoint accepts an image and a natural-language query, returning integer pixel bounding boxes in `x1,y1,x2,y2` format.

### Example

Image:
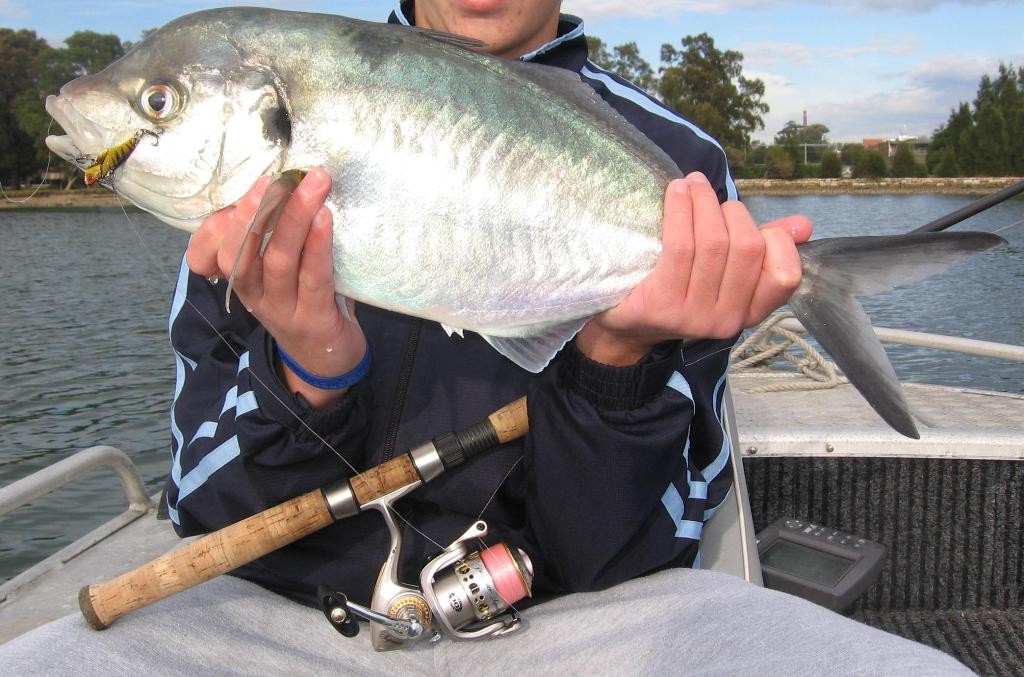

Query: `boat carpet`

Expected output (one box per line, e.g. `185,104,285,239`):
743,457,1024,676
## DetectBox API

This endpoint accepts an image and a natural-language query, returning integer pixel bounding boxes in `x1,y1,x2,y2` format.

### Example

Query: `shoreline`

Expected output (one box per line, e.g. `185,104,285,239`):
736,176,1023,196
2,177,1022,209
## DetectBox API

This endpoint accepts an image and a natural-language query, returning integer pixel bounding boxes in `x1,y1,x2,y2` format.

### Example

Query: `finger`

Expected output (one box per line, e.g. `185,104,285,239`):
745,225,804,325
296,206,338,305
261,169,332,309
650,179,696,298
186,177,272,276
684,172,729,306
761,214,814,244
715,201,766,331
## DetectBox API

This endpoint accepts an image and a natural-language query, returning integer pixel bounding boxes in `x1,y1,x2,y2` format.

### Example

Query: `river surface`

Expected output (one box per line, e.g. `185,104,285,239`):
1,194,1022,583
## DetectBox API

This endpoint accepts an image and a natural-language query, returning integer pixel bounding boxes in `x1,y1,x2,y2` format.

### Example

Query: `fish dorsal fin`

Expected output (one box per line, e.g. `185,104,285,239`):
411,26,487,51
480,318,590,373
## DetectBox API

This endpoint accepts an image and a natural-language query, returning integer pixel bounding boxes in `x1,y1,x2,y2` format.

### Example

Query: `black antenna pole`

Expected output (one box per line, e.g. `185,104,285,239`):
911,179,1024,233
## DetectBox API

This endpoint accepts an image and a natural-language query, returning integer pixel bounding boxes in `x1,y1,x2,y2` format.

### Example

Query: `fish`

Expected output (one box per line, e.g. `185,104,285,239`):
43,7,1005,439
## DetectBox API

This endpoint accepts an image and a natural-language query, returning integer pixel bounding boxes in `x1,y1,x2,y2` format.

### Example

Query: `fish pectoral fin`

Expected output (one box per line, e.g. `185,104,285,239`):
224,170,308,312
481,318,591,374
788,284,920,439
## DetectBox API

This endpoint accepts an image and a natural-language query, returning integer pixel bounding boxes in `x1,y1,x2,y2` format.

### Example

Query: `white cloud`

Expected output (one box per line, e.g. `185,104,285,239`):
565,0,1007,19
0,0,29,20
741,36,919,68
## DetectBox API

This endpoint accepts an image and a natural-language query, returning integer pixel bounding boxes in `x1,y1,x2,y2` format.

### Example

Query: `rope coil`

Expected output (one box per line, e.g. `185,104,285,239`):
731,313,847,393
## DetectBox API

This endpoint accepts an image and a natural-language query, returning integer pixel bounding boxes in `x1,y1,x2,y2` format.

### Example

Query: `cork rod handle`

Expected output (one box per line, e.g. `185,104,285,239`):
80,488,334,630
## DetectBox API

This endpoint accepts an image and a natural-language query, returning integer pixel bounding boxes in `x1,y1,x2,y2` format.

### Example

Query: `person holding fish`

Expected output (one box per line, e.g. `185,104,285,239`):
4,0,973,674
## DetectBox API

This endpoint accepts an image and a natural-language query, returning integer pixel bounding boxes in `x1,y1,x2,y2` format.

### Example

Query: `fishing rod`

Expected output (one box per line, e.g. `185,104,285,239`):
911,178,1024,233
79,396,530,642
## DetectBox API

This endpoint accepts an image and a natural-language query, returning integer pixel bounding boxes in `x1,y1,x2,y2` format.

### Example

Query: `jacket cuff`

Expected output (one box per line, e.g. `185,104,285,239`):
559,341,678,411
248,327,360,437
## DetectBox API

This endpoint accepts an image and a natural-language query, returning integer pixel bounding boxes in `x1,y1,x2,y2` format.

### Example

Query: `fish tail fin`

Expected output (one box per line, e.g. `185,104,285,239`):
224,169,307,313
790,231,1006,439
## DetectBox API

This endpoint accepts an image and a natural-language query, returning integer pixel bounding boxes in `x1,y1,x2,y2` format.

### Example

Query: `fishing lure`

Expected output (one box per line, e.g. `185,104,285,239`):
83,129,157,186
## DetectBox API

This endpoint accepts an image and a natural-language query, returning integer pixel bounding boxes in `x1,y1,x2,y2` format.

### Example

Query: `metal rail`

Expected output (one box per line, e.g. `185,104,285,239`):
0,446,154,518
776,317,1024,362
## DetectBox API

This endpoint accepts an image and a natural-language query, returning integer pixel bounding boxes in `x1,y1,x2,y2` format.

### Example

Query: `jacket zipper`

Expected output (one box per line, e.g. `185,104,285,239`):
381,317,423,462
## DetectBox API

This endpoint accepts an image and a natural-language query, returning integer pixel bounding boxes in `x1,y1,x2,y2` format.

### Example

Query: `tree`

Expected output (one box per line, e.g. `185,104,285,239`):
774,121,829,145
63,30,126,77
657,33,767,152
0,29,51,186
928,63,1023,177
819,149,842,178
890,142,918,178
585,37,656,93
764,145,796,179
853,150,887,179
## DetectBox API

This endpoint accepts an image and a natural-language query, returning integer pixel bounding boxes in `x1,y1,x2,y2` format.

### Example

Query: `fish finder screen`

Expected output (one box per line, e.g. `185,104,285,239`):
761,539,855,587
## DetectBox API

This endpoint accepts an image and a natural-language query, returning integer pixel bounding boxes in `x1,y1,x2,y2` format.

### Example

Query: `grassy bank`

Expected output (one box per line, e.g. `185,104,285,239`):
0,188,133,209
736,177,1023,196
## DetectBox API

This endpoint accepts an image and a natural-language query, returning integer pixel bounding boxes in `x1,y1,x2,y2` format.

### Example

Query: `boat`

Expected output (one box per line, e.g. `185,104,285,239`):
1,316,1021,674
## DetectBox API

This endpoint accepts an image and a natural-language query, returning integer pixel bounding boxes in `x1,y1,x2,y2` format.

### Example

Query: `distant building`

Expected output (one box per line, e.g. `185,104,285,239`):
862,136,930,165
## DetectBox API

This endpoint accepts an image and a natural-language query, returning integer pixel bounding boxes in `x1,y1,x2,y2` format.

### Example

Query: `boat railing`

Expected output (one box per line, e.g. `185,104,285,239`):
775,317,1024,362
0,446,154,520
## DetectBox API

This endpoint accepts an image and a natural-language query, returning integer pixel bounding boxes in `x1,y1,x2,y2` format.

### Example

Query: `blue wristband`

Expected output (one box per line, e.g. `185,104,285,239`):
276,344,371,390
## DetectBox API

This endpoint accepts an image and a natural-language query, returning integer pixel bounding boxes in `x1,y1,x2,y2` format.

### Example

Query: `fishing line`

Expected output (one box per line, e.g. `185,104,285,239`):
990,217,1024,236
0,119,57,204
106,174,523,572
108,182,360,478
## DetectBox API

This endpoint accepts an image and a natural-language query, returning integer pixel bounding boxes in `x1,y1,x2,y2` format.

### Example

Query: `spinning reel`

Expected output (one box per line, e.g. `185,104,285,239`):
318,477,534,651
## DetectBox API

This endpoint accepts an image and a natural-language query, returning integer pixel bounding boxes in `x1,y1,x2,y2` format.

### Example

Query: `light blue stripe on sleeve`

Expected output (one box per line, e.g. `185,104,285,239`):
661,484,704,540
667,371,693,401
579,64,738,201
700,370,732,484
176,436,241,502
236,391,259,417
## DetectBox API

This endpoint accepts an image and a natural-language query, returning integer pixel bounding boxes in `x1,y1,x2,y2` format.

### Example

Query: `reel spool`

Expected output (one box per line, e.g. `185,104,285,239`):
319,516,533,650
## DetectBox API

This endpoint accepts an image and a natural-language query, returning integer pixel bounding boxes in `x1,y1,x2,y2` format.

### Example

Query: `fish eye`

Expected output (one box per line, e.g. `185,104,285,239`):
139,83,180,120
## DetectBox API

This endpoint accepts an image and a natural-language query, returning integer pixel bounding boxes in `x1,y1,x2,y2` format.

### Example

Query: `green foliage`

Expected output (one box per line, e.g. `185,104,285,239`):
889,142,918,178
928,63,1023,177
586,36,656,93
0,28,127,187
853,150,888,179
657,33,768,152
774,121,829,145
819,149,842,178
588,32,768,153
764,145,796,179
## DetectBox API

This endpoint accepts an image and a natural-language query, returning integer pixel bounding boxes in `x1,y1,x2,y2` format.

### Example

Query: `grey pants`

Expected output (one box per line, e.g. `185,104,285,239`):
1,569,970,676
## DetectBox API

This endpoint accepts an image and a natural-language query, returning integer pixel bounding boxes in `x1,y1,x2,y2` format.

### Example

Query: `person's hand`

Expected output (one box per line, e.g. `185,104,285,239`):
576,171,813,366
186,168,365,408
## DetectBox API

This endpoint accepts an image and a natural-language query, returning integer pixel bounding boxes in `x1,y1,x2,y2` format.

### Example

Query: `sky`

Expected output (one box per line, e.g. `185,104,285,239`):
3,0,1022,143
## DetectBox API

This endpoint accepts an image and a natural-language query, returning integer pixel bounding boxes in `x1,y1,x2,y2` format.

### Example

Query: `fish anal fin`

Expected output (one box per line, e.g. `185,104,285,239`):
481,318,590,373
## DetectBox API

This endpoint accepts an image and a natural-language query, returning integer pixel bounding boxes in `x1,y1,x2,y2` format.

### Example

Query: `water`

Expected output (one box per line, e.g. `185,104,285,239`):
0,194,1022,583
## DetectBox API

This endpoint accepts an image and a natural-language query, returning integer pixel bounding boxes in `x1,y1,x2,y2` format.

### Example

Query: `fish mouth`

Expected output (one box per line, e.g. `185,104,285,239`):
44,94,102,169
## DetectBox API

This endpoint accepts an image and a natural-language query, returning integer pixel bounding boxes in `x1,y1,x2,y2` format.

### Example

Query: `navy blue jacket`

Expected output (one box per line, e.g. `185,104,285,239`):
164,8,738,609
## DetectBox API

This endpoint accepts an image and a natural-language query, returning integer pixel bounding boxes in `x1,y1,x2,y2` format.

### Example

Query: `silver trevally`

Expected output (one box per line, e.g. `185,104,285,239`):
44,7,1004,439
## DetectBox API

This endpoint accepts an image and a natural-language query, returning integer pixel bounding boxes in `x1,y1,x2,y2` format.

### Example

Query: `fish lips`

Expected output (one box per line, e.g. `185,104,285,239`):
44,94,106,168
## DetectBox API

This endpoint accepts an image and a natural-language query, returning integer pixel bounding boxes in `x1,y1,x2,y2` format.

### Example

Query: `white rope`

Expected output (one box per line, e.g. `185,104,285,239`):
730,312,848,393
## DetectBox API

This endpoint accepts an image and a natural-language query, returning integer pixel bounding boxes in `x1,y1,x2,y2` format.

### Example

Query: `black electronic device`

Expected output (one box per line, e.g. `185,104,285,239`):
756,517,886,612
